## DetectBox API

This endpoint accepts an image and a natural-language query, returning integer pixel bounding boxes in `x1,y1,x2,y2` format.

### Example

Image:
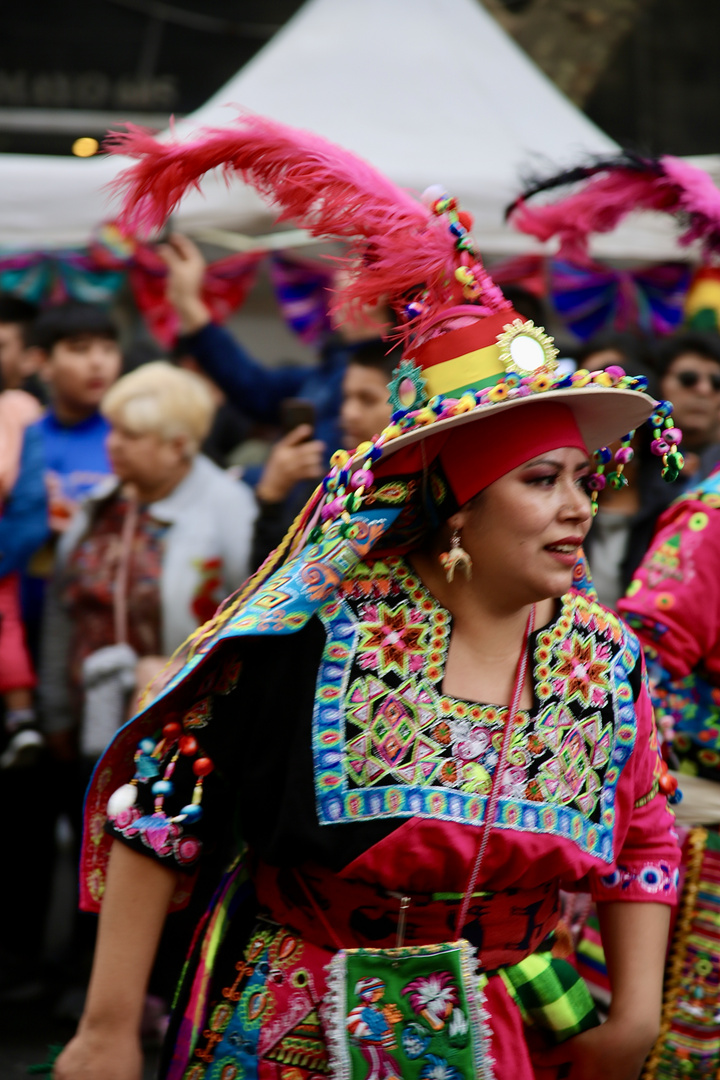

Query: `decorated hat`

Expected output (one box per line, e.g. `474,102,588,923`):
110,116,682,545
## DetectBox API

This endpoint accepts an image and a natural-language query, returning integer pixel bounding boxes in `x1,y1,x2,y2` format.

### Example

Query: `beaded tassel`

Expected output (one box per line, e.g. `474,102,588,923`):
648,400,684,481
588,446,612,517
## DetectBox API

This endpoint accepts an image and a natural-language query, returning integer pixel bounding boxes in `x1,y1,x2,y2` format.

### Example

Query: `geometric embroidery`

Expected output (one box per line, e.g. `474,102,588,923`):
536,705,611,815
264,1008,329,1073
346,676,440,785
313,556,640,863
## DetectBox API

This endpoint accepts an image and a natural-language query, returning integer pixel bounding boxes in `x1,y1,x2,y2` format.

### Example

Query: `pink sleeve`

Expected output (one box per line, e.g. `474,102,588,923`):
589,673,680,904
617,496,720,682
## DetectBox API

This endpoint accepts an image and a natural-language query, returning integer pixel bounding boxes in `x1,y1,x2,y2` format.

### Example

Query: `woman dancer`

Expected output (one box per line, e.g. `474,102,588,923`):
56,116,682,1080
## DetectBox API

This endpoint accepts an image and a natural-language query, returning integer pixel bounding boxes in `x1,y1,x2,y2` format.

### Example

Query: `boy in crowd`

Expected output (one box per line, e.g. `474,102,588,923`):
30,302,122,533
251,340,396,568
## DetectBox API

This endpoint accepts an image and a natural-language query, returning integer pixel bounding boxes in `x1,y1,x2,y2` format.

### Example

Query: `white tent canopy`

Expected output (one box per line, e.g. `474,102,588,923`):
0,0,717,259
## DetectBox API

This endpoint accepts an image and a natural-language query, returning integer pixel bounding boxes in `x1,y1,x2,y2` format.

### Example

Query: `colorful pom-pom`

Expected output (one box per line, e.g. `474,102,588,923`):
351,469,374,490
193,757,214,777
107,783,137,818
420,184,446,207
179,735,198,756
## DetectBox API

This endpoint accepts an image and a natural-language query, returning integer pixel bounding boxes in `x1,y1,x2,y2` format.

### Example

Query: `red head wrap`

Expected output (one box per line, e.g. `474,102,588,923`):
374,401,588,510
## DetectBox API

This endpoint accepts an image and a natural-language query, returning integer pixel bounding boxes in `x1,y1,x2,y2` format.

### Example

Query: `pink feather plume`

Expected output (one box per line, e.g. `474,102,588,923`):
107,114,508,328
509,154,720,262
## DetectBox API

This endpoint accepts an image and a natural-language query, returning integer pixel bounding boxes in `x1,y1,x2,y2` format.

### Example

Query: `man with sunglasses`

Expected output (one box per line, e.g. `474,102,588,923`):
657,332,720,462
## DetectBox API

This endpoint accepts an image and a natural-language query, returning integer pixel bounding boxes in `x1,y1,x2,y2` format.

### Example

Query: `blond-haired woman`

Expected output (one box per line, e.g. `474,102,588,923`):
40,361,257,758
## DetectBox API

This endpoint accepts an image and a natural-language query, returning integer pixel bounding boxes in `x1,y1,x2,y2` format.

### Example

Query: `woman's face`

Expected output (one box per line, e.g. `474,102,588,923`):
454,446,592,608
106,420,188,491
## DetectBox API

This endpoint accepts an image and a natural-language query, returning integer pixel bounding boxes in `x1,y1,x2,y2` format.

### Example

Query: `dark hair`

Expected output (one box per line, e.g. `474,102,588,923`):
655,331,720,377
0,293,39,335
30,302,118,353
347,339,401,381
575,332,653,372
500,285,546,328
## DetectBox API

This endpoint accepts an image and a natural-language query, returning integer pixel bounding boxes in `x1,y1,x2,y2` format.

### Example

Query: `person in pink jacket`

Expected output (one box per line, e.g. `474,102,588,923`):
0,387,46,767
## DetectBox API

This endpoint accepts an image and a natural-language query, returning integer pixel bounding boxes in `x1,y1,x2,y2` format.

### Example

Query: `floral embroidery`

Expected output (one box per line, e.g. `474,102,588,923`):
549,632,611,708
358,601,427,678
599,862,678,894
109,804,202,866
313,557,640,861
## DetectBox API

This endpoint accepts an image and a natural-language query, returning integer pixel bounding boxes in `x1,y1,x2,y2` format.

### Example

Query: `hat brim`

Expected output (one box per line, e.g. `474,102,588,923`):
364,386,657,464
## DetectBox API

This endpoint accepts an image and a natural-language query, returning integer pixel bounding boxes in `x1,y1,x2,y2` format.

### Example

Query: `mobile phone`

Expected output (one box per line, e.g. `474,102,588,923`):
280,398,316,437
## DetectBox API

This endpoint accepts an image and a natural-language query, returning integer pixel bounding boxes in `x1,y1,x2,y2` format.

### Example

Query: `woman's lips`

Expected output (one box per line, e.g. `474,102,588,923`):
544,538,582,567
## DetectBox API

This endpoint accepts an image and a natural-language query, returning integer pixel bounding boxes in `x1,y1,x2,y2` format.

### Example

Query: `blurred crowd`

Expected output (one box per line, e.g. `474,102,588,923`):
2,233,720,1025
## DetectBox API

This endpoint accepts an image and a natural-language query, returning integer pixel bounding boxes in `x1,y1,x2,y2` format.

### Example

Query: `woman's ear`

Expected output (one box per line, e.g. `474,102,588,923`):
446,507,470,533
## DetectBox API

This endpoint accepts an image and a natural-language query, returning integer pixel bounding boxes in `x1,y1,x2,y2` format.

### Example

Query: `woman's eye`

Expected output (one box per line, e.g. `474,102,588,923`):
578,475,593,494
527,473,557,487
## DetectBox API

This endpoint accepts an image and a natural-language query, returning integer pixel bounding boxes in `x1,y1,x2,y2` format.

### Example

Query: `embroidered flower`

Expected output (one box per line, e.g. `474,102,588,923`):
402,1023,431,1059
550,631,611,708
404,973,459,1029
420,1055,463,1080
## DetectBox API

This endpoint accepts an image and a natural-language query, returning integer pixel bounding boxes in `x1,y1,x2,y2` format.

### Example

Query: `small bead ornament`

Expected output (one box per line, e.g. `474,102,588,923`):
106,720,216,830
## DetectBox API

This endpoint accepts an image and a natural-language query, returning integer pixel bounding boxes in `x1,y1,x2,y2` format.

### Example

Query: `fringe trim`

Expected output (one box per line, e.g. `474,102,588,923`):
460,939,496,1080
640,827,708,1080
322,950,351,1080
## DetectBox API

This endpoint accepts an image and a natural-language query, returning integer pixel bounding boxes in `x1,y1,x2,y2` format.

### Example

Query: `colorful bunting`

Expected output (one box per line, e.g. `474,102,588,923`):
268,252,332,344
0,233,699,347
549,259,691,340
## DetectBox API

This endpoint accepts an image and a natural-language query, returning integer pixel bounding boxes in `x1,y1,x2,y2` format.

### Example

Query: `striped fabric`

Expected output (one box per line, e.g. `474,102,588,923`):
643,828,720,1079
575,908,611,1008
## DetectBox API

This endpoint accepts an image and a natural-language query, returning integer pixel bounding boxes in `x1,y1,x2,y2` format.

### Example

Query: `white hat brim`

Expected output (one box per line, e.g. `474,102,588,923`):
366,385,658,464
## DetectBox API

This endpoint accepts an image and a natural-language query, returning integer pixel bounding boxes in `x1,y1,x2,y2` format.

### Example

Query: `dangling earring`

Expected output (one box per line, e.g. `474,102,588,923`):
439,529,472,583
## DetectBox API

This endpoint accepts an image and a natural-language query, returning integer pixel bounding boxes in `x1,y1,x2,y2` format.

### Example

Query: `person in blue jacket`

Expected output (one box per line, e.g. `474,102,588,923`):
29,303,122,533
160,234,391,478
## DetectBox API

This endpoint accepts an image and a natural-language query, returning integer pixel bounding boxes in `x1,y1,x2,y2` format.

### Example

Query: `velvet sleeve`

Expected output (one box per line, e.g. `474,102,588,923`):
589,661,680,905
105,654,245,874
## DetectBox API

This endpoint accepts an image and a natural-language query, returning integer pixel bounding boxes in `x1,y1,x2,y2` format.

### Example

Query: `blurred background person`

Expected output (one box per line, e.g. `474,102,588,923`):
251,338,397,569
30,302,122,533
36,361,257,1007
0,293,42,398
584,330,720,607
0,371,48,998
655,331,720,478
160,234,391,481
0,388,46,767
171,338,251,468
575,331,654,374
40,360,257,765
